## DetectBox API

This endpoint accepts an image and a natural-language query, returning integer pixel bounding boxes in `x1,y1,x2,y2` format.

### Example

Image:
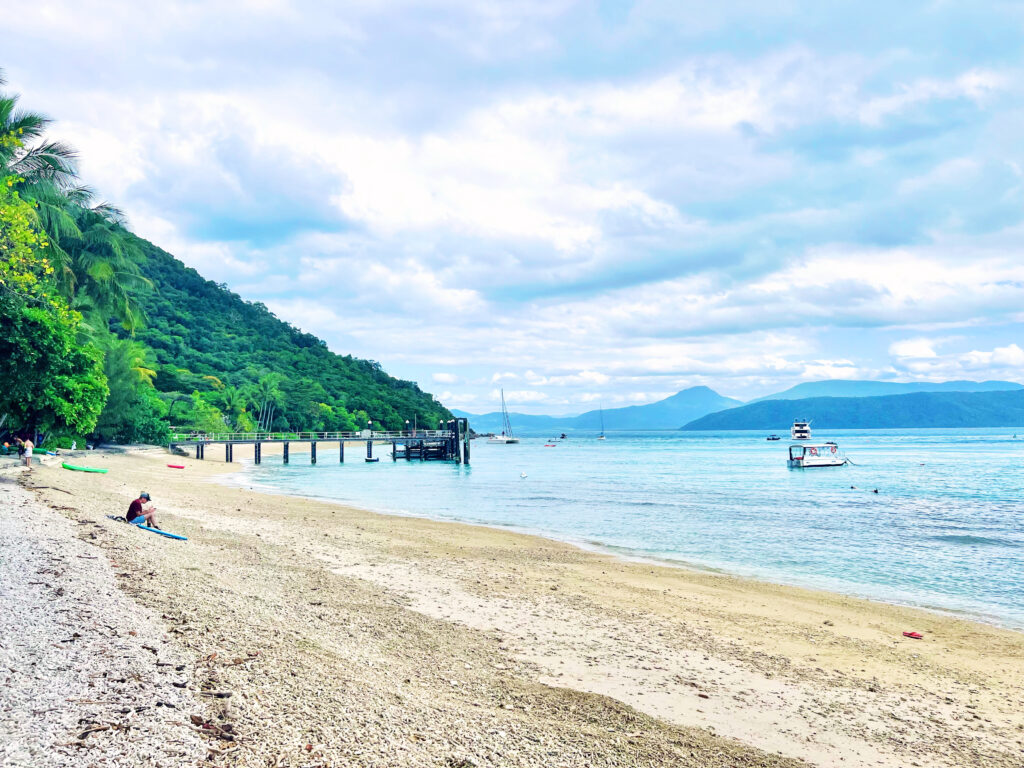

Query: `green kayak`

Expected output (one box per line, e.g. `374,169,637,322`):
62,462,109,474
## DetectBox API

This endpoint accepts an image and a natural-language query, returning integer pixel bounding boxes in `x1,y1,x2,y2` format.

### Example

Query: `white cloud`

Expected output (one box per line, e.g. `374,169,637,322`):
494,389,549,404
858,69,1006,126
432,372,459,384
889,338,939,358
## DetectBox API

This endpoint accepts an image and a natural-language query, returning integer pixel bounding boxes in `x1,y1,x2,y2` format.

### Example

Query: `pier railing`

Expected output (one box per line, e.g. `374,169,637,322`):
168,429,453,443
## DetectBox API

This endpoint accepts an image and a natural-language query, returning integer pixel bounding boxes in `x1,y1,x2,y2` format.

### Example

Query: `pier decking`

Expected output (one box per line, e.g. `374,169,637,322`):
169,418,471,464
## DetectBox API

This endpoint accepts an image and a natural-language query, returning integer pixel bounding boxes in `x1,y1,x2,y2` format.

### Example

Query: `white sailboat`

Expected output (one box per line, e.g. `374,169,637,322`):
597,404,606,440
488,389,520,444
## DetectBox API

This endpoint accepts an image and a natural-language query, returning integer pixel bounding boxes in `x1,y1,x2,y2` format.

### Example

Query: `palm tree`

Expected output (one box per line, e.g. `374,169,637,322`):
218,386,247,427
1,70,146,333
48,188,149,334
0,80,79,192
250,375,282,432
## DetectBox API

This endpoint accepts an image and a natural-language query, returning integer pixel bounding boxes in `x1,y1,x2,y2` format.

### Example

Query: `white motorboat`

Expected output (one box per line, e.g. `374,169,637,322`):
487,389,520,444
787,442,846,468
791,420,812,440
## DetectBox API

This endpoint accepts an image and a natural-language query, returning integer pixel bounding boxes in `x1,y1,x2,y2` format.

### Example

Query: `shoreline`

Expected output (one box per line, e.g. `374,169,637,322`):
9,447,1024,767
222,449,1024,633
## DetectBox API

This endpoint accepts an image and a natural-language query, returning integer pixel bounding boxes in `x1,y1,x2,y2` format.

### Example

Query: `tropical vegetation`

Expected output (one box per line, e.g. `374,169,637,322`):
0,69,450,448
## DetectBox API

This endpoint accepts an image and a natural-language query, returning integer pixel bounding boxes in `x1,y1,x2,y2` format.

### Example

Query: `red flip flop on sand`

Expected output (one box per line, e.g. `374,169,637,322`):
903,631,923,639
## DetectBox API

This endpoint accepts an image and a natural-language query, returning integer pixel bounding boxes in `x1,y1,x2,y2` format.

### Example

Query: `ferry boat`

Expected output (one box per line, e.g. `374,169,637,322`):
787,442,846,468
791,420,812,440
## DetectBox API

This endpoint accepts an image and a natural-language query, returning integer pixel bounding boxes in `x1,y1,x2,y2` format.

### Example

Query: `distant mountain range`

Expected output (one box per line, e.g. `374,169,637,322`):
455,386,741,432
751,379,1022,401
454,379,1024,432
682,389,1024,431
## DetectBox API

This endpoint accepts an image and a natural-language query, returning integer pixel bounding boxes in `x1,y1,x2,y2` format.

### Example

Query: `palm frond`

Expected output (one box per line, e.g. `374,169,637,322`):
62,183,96,208
5,108,53,144
91,201,125,223
11,140,79,187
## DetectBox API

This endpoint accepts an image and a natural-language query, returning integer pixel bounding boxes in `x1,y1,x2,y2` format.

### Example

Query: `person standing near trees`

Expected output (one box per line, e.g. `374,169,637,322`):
20,436,33,468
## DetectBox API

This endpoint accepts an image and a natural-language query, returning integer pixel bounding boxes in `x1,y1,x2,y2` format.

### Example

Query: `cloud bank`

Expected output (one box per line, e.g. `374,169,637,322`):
6,0,1024,410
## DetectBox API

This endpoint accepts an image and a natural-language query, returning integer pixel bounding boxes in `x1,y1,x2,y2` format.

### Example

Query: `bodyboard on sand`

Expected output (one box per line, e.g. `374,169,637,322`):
62,462,108,473
138,524,187,541
167,464,185,469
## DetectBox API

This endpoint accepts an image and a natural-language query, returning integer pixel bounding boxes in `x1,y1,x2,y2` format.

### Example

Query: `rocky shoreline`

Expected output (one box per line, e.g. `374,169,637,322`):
0,472,209,767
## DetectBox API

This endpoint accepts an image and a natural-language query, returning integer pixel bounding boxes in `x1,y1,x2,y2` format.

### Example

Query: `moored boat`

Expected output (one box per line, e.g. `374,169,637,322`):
787,442,846,468
791,420,812,440
487,389,520,444
766,434,781,441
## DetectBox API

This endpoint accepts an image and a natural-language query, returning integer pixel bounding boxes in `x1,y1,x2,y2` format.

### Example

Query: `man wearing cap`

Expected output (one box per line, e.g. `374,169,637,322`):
126,492,160,529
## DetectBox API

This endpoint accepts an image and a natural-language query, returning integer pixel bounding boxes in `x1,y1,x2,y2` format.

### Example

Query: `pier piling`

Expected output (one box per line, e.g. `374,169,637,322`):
168,428,467,466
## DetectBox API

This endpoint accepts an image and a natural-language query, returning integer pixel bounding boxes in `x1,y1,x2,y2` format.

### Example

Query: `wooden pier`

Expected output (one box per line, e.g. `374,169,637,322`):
169,418,471,465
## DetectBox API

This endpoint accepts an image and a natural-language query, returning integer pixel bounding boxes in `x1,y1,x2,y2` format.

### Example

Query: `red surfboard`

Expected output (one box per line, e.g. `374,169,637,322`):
167,464,185,469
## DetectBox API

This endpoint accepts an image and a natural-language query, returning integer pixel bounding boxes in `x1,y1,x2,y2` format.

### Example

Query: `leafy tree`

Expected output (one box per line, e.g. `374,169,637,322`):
181,392,227,434
0,183,108,435
93,337,167,443
217,386,248,428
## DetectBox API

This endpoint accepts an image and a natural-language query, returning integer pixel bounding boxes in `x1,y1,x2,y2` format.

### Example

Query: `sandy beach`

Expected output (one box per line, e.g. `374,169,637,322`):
3,446,1023,767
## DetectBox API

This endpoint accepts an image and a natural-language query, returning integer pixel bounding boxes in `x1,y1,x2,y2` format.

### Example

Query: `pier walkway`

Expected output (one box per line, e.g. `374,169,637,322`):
169,418,471,464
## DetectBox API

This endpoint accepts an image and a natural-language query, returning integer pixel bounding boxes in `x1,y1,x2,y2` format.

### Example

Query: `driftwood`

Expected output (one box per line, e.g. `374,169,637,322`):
76,724,110,740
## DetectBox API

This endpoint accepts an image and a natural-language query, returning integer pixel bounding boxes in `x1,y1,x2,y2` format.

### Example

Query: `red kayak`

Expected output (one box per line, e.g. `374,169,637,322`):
167,464,185,469
903,631,923,639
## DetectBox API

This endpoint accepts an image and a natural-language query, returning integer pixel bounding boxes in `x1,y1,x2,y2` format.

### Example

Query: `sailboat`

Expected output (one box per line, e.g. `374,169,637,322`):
597,404,606,440
488,389,520,444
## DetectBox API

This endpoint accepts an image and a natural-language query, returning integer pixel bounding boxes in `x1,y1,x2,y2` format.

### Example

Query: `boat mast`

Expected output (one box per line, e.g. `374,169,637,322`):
501,389,515,437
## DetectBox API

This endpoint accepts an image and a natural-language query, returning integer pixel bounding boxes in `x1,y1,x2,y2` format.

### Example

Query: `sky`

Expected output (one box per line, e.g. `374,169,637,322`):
5,0,1024,413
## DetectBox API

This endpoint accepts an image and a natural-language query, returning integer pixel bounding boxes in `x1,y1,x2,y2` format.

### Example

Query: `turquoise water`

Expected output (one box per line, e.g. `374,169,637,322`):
227,429,1024,628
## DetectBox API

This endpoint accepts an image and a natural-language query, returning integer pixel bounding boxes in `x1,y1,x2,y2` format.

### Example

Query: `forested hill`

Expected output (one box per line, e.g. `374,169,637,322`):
681,389,1024,430
126,237,451,433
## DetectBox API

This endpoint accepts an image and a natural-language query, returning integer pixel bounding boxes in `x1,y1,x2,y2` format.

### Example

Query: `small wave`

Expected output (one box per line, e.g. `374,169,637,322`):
929,534,1022,548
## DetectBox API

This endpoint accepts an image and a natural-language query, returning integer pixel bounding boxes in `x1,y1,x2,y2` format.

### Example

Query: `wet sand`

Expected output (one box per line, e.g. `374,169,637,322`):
9,447,1024,767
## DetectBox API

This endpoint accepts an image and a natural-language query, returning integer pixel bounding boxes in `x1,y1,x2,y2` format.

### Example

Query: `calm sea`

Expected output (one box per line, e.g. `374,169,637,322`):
226,429,1024,628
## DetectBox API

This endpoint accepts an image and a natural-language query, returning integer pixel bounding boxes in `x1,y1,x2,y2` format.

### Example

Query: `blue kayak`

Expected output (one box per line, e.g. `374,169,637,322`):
137,525,188,541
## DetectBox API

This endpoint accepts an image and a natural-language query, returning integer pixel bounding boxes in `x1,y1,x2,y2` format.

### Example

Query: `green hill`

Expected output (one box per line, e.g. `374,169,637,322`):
125,237,451,433
681,390,1024,430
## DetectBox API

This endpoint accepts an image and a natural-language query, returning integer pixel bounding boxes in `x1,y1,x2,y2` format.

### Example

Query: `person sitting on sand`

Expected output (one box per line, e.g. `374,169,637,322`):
126,492,160,529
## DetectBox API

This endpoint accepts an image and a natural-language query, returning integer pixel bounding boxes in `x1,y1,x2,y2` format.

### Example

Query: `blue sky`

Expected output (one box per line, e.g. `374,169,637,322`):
6,1,1024,412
